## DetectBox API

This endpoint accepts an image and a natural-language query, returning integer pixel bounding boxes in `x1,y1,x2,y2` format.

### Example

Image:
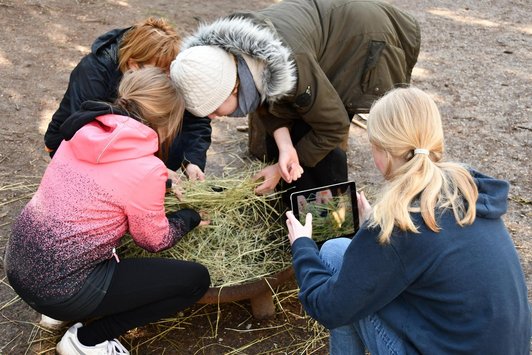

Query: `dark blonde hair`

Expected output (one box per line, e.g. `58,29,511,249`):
118,17,180,73
116,67,184,160
367,87,478,243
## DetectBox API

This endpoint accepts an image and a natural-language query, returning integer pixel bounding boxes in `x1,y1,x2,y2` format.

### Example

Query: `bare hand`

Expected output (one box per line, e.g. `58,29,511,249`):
167,168,184,200
356,191,372,227
278,146,303,183
253,164,282,195
199,211,210,227
185,164,205,181
285,210,312,245
272,127,303,183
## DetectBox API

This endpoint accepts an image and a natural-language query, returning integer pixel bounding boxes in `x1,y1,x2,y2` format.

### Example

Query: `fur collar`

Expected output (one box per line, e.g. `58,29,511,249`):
182,17,297,103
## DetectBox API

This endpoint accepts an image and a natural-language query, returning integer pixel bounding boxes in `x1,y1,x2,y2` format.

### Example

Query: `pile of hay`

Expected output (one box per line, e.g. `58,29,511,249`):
119,164,291,287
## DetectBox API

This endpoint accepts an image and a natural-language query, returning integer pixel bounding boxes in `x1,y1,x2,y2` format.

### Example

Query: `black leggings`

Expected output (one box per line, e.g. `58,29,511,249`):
77,258,210,346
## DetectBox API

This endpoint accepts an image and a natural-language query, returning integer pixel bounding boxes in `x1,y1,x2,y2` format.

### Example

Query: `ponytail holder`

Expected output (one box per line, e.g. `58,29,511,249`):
414,148,430,155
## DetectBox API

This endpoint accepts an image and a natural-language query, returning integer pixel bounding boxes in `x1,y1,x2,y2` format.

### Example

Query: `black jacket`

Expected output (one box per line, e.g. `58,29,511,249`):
44,28,212,170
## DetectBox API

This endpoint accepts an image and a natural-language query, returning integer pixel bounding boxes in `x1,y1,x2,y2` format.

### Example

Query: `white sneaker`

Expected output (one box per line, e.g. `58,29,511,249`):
39,314,67,329
56,322,129,355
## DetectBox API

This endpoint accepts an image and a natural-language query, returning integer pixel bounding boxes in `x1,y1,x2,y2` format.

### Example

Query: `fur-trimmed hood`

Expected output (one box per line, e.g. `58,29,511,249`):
182,17,297,103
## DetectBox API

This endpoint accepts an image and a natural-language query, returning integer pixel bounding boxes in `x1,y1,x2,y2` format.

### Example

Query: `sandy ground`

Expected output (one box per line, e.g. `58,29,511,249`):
0,0,530,353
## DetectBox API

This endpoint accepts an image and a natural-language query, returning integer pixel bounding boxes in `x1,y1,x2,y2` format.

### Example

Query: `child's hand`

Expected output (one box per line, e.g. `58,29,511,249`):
167,168,184,200
285,211,312,245
278,147,303,183
199,211,210,226
185,163,205,181
253,164,282,195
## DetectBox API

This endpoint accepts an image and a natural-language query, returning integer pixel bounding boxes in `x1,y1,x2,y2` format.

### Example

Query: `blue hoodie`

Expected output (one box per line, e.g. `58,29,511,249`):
291,170,531,354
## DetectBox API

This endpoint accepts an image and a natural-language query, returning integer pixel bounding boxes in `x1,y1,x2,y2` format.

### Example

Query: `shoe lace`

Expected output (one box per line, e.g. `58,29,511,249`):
106,339,129,354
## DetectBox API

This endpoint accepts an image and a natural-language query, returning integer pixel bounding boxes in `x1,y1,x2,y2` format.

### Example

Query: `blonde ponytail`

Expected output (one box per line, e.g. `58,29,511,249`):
367,87,478,243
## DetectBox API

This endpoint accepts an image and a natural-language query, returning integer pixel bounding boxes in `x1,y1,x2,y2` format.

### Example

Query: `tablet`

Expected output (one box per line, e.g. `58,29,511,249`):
290,181,359,243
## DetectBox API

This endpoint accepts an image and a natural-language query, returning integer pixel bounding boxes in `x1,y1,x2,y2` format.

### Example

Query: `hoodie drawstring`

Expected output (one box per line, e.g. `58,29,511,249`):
112,247,120,263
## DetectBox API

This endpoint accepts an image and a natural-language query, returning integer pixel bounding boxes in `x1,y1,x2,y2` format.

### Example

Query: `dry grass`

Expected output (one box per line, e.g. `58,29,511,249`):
0,169,328,354
119,163,292,287
6,285,328,355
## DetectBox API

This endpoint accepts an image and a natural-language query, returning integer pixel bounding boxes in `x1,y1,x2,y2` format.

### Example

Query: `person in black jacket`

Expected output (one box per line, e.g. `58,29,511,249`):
44,17,212,180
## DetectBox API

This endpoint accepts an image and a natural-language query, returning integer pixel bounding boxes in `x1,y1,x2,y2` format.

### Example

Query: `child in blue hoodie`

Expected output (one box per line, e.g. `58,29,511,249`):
286,87,531,355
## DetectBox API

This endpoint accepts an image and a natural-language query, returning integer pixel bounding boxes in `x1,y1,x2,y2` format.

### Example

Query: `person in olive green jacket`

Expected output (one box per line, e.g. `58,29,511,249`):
170,0,421,197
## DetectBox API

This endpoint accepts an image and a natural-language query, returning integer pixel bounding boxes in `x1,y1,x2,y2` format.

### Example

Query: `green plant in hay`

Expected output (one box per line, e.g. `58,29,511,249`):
118,166,291,287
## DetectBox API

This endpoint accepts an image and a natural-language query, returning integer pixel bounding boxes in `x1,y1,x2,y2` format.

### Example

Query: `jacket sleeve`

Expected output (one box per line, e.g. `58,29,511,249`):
44,55,114,155
263,54,351,167
291,229,408,329
125,165,200,252
165,111,212,171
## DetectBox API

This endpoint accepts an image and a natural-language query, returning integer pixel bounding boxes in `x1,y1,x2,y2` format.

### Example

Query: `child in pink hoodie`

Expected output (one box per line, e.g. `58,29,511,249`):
5,67,210,354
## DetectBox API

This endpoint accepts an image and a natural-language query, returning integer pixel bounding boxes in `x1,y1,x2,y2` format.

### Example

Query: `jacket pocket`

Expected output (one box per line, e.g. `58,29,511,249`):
360,40,407,95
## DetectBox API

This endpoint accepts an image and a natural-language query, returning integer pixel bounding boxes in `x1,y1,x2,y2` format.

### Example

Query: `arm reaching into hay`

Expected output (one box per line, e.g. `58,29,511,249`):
127,166,202,253
150,163,292,286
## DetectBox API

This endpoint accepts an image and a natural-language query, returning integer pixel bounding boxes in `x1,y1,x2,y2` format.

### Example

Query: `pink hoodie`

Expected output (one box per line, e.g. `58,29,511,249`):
6,114,194,300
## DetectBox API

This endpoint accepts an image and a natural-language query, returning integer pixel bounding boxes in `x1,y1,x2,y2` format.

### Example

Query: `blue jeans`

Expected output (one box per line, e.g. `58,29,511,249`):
319,238,406,355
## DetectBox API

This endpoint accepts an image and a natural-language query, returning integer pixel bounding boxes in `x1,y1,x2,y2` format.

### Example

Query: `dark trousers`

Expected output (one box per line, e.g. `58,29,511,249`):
77,258,210,346
266,121,348,205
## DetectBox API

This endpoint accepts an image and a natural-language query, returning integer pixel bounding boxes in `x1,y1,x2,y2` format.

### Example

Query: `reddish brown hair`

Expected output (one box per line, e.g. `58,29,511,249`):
118,17,180,73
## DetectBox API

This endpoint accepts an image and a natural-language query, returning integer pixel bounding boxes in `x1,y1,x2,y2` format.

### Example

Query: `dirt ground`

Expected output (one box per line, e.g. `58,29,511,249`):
0,0,530,354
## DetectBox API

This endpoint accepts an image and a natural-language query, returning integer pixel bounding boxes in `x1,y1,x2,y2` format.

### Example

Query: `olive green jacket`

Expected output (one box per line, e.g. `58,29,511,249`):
183,0,421,166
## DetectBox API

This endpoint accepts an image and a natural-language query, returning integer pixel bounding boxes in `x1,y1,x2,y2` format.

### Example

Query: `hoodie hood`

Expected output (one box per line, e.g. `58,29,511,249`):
471,169,510,219
91,27,130,59
69,113,158,164
182,17,297,103
61,100,130,142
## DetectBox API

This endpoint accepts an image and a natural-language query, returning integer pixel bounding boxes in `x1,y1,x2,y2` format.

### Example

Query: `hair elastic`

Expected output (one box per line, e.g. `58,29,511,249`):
414,148,430,155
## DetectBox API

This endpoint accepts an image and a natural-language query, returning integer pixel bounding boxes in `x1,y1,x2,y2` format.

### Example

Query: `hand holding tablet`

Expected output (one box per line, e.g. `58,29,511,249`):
290,181,359,243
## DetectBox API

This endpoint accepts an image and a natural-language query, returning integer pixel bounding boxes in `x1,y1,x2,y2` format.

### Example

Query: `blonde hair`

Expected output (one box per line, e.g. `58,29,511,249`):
118,17,180,73
367,87,478,243
116,67,184,160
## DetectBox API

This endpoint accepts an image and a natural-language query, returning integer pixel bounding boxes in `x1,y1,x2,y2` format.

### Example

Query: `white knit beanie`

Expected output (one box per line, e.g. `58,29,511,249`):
170,46,237,117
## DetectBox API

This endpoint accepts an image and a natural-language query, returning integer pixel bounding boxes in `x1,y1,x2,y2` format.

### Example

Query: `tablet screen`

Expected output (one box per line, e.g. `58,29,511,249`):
290,181,359,243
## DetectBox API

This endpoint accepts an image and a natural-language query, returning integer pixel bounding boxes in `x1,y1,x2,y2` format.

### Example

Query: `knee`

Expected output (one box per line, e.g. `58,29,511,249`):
193,263,211,296
319,238,351,273
320,238,351,257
